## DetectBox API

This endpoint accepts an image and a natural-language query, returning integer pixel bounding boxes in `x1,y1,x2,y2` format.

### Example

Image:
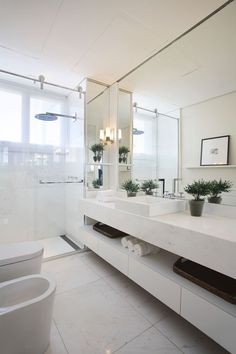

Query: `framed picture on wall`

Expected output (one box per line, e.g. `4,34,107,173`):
200,135,230,166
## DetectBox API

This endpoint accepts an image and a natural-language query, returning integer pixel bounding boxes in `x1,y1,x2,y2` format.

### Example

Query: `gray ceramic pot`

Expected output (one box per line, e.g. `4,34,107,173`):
189,200,204,217
208,196,222,204
127,192,137,197
145,191,153,195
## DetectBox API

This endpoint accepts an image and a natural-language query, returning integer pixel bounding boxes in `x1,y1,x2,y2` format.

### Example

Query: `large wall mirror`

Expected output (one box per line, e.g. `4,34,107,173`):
118,89,132,188
86,80,110,190
118,1,236,205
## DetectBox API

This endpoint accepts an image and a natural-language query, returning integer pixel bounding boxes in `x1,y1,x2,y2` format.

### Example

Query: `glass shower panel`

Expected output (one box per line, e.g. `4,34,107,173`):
64,90,85,243
157,115,179,193
132,110,179,195
0,81,84,248
133,111,158,182
0,89,22,142
30,97,62,145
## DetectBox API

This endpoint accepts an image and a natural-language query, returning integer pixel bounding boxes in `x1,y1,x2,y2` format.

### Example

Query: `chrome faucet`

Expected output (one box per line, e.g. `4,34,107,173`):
172,178,182,196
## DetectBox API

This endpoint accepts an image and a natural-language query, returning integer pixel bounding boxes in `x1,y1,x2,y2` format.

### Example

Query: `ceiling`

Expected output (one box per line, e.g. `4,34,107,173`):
120,1,236,115
0,0,226,93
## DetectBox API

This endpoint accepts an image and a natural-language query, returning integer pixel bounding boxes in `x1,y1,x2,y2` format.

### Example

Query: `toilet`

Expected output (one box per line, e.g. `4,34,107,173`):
0,241,44,282
0,274,56,354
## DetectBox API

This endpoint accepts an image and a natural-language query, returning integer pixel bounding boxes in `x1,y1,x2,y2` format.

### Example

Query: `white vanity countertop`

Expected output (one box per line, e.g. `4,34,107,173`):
79,198,236,279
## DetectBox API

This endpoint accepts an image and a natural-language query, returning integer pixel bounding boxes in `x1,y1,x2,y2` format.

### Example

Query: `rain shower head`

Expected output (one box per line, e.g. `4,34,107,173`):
133,128,144,135
35,112,79,122
35,113,58,121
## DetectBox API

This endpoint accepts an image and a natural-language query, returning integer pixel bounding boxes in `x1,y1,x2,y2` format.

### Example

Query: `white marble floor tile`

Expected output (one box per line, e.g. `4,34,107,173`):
53,279,151,354
81,251,119,277
44,321,68,354
42,253,100,294
104,272,172,325
155,312,228,354
114,326,182,354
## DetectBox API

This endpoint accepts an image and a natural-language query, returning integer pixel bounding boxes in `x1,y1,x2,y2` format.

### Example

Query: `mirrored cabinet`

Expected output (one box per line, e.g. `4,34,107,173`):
118,89,132,188
85,79,112,190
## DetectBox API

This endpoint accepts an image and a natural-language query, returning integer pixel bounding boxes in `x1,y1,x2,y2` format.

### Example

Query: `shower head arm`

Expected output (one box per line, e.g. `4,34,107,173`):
46,112,80,121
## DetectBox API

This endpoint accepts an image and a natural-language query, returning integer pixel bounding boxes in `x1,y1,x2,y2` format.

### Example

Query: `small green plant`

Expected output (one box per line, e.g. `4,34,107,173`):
141,180,158,195
208,179,232,197
90,143,105,162
92,179,102,189
122,179,139,197
184,180,210,201
119,146,130,163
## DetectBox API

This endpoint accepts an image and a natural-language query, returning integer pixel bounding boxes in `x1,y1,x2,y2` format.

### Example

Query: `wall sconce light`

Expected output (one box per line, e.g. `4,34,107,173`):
118,129,122,141
99,127,114,144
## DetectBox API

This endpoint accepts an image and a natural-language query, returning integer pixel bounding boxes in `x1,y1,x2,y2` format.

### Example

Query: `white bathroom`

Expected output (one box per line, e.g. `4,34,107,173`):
0,1,236,353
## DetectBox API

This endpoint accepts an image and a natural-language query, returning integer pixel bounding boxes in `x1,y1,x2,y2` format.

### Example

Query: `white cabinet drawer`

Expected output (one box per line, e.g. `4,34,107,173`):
181,288,236,353
98,240,128,275
129,257,181,313
79,227,99,253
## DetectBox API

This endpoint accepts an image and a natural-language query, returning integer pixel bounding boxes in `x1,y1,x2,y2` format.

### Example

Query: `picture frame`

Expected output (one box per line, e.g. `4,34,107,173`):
200,135,230,166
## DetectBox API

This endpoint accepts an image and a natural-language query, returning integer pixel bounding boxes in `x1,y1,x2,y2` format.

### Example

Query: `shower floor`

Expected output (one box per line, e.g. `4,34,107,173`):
36,236,82,260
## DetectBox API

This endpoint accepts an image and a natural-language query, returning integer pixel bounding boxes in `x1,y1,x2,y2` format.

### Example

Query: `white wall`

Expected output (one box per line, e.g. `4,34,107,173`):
181,91,236,204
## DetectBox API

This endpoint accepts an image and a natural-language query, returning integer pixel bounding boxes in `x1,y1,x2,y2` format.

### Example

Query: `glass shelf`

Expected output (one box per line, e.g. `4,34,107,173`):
87,162,113,166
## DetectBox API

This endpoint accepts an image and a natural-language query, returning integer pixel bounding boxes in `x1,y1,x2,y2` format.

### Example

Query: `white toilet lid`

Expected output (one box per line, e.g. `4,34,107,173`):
0,242,44,266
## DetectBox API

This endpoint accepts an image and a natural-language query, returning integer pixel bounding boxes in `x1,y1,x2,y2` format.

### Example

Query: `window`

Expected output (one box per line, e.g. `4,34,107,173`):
30,97,62,146
0,89,22,142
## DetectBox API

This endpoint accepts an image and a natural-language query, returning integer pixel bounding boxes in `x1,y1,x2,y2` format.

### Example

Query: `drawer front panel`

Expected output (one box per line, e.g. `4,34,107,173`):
129,257,181,313
80,228,99,253
181,288,236,353
98,240,128,275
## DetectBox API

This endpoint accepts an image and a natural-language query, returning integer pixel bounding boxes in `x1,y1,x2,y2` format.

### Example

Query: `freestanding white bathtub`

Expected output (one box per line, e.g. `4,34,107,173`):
0,274,56,354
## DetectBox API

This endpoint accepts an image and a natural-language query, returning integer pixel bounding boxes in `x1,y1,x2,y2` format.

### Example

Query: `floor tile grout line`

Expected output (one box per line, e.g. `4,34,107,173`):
54,276,104,297
102,275,156,326
101,273,171,327
52,319,70,354
111,324,154,353
154,325,185,354
100,272,185,353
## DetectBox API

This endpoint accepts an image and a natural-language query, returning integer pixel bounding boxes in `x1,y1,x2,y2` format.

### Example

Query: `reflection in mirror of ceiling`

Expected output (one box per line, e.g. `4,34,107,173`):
119,1,236,113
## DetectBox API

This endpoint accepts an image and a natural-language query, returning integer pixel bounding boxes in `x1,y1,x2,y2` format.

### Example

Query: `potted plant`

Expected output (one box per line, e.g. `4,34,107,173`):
208,179,232,204
184,180,210,216
90,143,104,162
92,178,102,189
119,146,130,164
141,179,158,195
96,143,105,162
122,180,139,197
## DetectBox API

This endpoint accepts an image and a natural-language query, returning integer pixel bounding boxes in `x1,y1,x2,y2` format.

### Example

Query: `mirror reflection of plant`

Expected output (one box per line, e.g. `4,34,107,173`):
141,179,158,195
92,178,102,189
208,179,232,197
122,179,139,197
119,146,130,163
208,179,232,204
90,143,105,162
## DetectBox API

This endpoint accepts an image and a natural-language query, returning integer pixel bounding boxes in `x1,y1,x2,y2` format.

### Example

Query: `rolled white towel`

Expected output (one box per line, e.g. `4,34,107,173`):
134,242,150,256
134,242,161,257
127,238,139,252
121,236,133,248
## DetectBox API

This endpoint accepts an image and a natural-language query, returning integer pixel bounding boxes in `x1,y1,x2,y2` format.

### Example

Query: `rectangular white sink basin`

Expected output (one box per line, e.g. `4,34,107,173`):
115,196,186,217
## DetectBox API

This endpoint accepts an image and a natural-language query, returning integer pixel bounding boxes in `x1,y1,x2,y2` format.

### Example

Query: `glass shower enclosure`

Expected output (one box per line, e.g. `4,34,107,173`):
0,79,84,258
